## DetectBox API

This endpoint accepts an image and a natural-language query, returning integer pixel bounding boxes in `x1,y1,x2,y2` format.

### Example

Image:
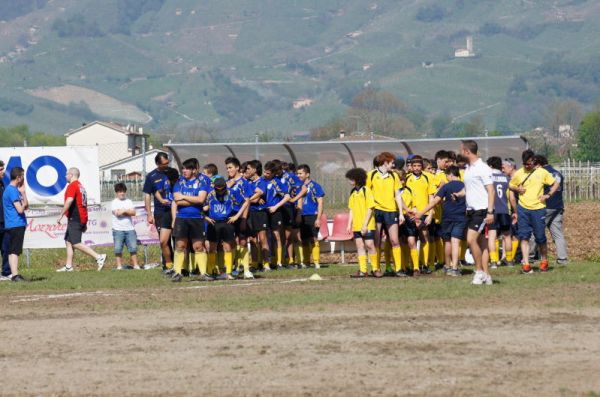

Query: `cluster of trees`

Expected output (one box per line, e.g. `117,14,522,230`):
52,14,104,38
0,98,33,116
113,0,166,35
0,0,47,22
0,125,64,147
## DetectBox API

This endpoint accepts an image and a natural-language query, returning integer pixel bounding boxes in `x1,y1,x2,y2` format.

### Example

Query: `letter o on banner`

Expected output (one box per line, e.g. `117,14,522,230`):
26,155,68,196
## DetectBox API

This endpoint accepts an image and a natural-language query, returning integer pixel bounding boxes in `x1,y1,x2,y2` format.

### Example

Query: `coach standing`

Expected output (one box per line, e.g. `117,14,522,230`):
0,160,11,280
461,140,495,286
143,152,172,271
2,167,28,281
56,167,107,272
538,156,568,265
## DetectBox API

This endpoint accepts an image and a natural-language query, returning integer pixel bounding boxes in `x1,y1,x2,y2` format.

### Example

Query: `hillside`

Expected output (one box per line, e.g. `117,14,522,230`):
1,0,599,139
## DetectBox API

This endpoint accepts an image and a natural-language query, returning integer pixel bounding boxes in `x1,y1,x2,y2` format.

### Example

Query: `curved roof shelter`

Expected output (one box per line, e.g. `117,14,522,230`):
164,136,528,207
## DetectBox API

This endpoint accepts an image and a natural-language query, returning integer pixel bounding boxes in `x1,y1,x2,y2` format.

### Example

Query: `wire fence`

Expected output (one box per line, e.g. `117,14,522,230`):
558,159,600,202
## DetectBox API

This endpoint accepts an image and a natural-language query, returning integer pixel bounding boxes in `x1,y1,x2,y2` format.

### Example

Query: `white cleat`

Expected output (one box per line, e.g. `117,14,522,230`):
56,265,74,272
243,271,255,280
97,254,107,271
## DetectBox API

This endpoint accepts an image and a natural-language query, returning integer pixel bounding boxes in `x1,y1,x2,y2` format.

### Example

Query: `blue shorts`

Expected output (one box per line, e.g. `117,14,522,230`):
113,229,137,255
441,220,466,240
399,218,418,237
353,230,375,240
517,206,547,244
374,209,398,226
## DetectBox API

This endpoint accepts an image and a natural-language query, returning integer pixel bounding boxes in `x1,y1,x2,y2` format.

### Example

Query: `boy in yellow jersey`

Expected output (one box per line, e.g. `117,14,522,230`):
509,150,559,273
345,168,377,278
432,150,450,270
406,155,436,275
397,170,419,277
366,152,405,278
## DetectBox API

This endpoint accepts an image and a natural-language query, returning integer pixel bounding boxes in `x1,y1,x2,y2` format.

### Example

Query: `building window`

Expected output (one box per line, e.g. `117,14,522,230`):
111,169,126,180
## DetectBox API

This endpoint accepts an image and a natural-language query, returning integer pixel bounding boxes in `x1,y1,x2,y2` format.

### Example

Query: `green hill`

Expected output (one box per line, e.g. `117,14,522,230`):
0,0,599,138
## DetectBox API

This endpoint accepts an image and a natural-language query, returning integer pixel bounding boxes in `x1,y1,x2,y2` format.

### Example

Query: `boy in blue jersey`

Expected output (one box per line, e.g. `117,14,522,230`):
2,167,28,282
296,164,325,268
281,161,303,268
415,166,466,276
251,161,291,270
487,156,512,269
153,167,179,273
225,157,254,279
245,160,267,269
171,158,210,282
204,178,249,280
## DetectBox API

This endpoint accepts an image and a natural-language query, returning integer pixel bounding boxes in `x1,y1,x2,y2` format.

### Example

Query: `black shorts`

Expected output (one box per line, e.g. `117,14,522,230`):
353,230,375,240
234,217,248,240
65,221,87,245
429,222,443,238
282,205,299,228
249,210,268,233
207,221,236,243
7,226,25,256
399,218,418,237
300,215,319,242
489,213,511,232
154,211,172,230
173,218,206,241
374,209,399,226
269,209,284,229
466,210,487,233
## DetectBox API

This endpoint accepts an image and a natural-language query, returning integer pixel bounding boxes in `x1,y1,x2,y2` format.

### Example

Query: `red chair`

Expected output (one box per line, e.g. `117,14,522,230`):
318,213,329,241
326,212,353,263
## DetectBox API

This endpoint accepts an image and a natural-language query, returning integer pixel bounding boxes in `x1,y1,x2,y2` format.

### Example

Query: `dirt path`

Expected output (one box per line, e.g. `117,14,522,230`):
1,303,599,396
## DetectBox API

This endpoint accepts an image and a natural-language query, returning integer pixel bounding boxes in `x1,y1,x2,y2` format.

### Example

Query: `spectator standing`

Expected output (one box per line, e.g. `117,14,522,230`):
111,183,139,270
56,167,106,272
2,167,28,282
0,160,11,280
538,156,568,265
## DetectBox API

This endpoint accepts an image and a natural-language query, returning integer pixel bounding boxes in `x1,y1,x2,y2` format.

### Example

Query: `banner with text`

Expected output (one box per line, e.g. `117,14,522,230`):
0,146,100,205
24,203,159,249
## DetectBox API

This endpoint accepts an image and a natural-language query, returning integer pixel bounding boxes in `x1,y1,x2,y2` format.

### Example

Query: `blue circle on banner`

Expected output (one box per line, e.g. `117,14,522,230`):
26,156,68,196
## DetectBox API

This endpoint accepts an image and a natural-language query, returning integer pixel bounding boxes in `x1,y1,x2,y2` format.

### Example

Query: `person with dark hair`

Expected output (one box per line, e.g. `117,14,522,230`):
486,156,512,269
432,150,450,270
203,163,220,183
171,158,210,282
111,182,139,270
0,160,11,280
509,150,560,273
225,157,254,279
460,140,495,285
366,152,405,277
280,161,303,269
152,167,180,273
204,177,249,280
296,164,325,268
57,167,107,272
535,155,568,265
415,165,466,277
1,166,28,281
143,151,172,271
261,160,291,269
245,160,265,269
345,168,377,278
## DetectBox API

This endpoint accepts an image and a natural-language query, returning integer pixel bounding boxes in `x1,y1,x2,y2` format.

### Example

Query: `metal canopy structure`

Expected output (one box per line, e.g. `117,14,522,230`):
164,136,528,207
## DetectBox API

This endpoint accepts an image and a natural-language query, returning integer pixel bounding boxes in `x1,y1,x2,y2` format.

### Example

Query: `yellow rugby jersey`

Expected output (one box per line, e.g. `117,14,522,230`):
366,169,402,212
432,170,448,223
405,172,435,212
459,169,465,182
509,167,556,210
400,186,414,214
348,186,376,231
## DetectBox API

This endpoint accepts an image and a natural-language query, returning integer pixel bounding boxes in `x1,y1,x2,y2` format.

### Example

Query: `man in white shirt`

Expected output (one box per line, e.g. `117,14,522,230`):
111,182,139,270
461,140,495,285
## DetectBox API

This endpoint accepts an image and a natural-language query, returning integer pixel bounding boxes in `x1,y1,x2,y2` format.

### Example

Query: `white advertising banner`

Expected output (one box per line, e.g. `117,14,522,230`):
0,146,100,205
24,203,159,249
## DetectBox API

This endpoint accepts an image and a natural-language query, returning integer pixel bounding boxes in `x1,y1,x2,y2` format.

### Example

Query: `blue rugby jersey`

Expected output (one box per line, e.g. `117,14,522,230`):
301,179,325,216
143,169,170,213
206,188,245,221
173,176,209,219
229,176,252,212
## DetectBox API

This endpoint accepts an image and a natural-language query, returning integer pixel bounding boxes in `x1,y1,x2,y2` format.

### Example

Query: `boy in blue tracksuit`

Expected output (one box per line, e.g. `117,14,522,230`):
296,164,325,268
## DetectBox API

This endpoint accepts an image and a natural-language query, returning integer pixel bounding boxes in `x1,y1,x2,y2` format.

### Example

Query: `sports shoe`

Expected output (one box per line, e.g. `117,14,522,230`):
504,260,515,267
287,264,298,270
314,264,321,269
395,270,409,277
162,268,175,276
171,273,183,282
447,268,461,277
539,260,549,272
11,274,25,282
299,263,308,269
116,266,125,270
217,273,235,280
243,271,254,279
231,270,240,277
521,264,533,274
276,264,284,270
557,258,568,266
199,273,215,281
371,270,383,278
0,275,11,281
413,269,421,277
56,265,74,272
421,266,432,275
490,262,498,269
350,271,368,278
471,271,485,285
483,273,493,285
96,254,107,271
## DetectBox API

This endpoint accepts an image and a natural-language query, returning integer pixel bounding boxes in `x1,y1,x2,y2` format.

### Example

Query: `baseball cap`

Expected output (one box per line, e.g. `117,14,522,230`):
213,177,227,190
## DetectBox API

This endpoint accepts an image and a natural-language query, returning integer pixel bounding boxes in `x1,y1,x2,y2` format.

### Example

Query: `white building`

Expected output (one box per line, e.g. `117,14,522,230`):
100,148,163,182
455,35,476,58
65,121,148,167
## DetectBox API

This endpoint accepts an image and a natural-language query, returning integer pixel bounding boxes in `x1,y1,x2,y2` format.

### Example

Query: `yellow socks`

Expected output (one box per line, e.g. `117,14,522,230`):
369,253,379,272
436,238,445,265
196,251,208,275
311,241,320,265
411,248,420,271
239,246,250,273
490,241,500,263
224,252,233,274
358,255,368,273
400,244,409,271
165,261,173,270
422,241,430,267
174,251,185,274
392,247,402,272
207,252,216,275
276,247,284,265
508,240,519,262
